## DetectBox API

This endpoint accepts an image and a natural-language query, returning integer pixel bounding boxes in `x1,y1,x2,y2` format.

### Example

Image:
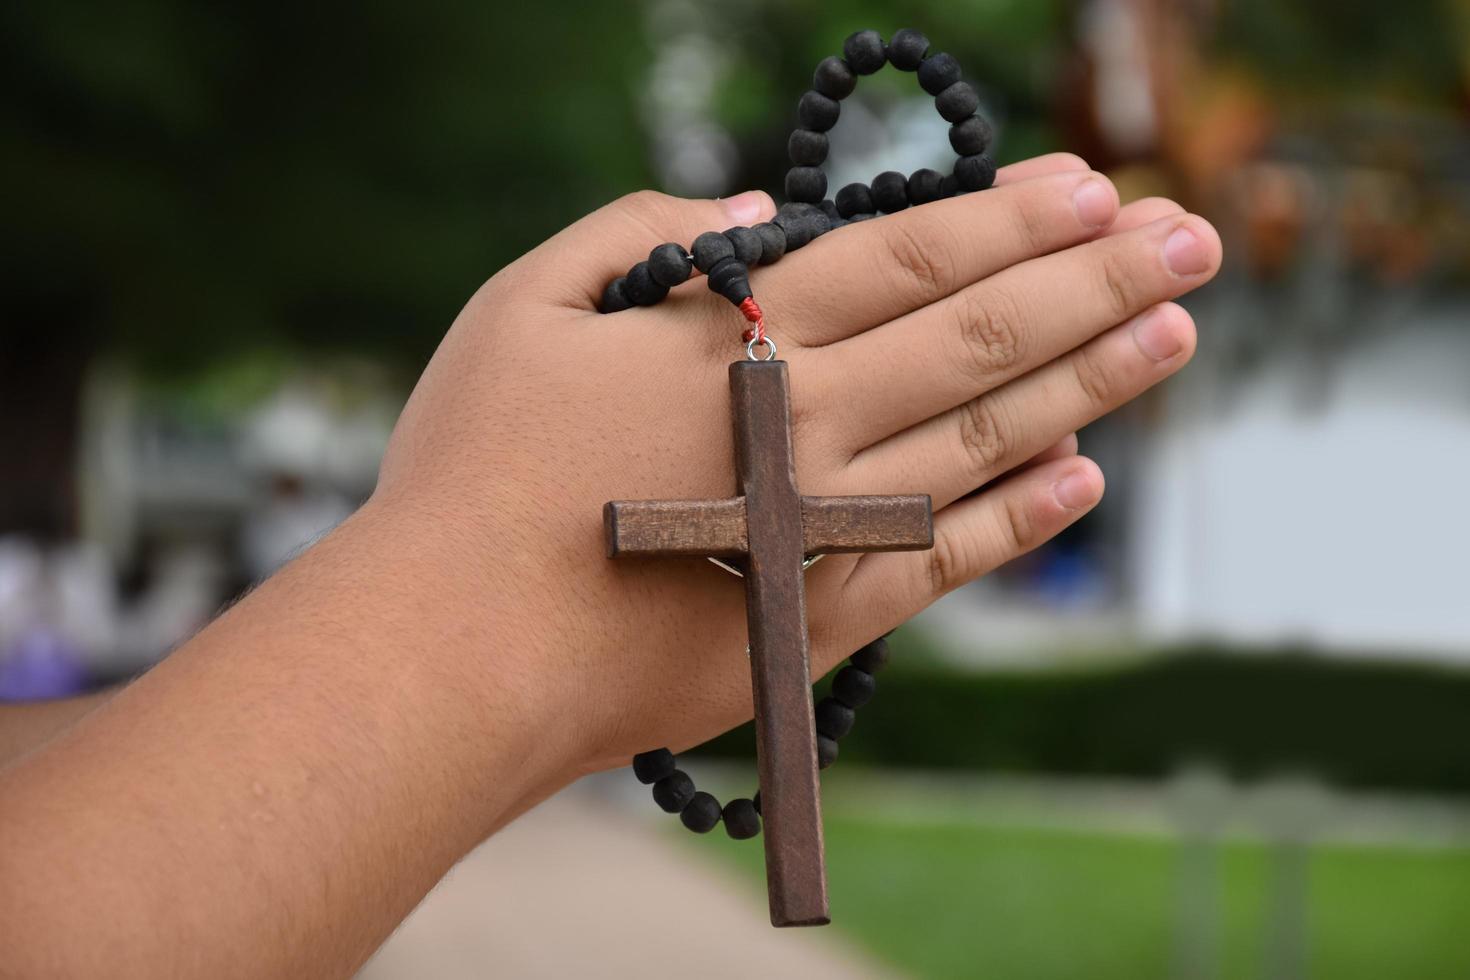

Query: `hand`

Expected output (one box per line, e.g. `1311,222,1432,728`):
374,152,1222,776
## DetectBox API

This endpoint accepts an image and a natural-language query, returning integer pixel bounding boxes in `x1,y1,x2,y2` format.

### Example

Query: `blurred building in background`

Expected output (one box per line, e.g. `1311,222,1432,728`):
923,0,1470,663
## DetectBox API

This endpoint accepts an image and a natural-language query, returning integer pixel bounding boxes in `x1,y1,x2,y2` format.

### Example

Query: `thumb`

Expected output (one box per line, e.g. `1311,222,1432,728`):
533,189,778,309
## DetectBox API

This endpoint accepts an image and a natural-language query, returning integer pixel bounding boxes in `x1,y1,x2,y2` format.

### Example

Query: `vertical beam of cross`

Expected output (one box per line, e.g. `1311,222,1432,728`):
730,360,830,926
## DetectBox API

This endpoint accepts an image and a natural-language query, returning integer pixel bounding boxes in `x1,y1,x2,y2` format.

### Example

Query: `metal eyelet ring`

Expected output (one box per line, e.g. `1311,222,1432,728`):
745,335,778,361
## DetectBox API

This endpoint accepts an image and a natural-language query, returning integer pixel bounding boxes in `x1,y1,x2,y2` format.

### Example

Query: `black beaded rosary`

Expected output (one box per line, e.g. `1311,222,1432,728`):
599,28,995,927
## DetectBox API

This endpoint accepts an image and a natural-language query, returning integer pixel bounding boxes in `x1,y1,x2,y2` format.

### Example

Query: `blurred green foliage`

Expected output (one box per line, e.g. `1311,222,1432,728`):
0,3,653,368
1215,0,1465,100
700,813,1470,979
3,0,1462,372
698,648,1470,793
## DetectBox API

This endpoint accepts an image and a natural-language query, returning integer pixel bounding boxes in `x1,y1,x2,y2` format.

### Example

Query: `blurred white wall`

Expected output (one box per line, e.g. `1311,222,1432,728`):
1136,311,1470,657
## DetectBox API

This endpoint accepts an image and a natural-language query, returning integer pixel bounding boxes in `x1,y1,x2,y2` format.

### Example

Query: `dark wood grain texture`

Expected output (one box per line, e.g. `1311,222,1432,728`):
602,359,935,928
604,498,747,557
730,360,830,927
800,495,933,555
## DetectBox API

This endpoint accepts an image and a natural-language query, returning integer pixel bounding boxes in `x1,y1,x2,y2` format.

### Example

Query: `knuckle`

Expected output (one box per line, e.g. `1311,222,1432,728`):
1072,343,1116,407
1000,494,1035,552
882,220,954,297
617,190,682,238
1008,192,1055,254
619,189,672,214
926,531,969,595
955,287,1026,383
1097,247,1139,321
955,396,1010,474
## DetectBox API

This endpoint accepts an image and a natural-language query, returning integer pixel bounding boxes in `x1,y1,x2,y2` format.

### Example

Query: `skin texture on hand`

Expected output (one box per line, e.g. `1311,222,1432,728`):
0,153,1221,978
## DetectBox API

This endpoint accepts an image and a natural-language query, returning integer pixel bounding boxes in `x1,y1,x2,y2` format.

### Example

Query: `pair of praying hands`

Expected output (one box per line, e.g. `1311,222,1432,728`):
0,152,1220,976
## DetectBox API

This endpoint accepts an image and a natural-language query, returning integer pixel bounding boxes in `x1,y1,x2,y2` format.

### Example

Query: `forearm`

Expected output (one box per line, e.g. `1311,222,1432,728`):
0,499,577,979
0,689,115,769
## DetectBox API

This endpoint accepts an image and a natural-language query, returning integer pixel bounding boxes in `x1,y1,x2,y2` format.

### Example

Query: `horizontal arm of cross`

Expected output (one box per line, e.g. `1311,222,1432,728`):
800,494,933,555
603,493,932,560
604,497,748,557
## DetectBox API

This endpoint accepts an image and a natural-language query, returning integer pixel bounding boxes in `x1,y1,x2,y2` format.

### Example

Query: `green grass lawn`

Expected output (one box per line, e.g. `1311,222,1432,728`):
696,795,1470,979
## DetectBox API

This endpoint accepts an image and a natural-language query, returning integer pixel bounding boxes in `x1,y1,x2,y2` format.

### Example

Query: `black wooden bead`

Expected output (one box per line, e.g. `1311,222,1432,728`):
653,770,696,813
600,276,632,314
815,697,856,740
949,115,993,156
624,261,668,306
907,168,943,205
722,798,761,840
887,28,930,71
797,90,840,132
832,665,877,708
817,734,839,769
812,55,857,100
648,242,692,288
773,202,829,250
871,170,909,213
633,748,675,784
706,256,752,305
785,165,827,204
752,791,761,814
847,211,877,222
724,226,763,266
939,173,960,199
955,153,998,191
843,29,886,75
680,791,722,833
691,230,735,273
918,52,962,96
753,222,786,264
818,199,841,223
850,636,890,673
935,81,980,123
834,182,873,218
829,217,849,230
787,128,829,166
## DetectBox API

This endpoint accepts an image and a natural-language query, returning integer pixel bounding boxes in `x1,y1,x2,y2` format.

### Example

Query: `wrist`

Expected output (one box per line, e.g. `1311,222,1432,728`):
320,495,590,838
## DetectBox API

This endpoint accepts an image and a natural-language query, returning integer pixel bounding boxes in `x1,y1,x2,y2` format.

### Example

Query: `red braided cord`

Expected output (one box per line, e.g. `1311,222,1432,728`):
738,297,767,345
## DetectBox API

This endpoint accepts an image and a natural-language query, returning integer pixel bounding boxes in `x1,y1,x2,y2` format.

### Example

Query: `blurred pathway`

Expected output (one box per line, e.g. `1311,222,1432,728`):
358,781,889,979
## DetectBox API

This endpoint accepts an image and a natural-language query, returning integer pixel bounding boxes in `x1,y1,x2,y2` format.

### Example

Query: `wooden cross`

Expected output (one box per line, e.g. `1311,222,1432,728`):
604,359,933,927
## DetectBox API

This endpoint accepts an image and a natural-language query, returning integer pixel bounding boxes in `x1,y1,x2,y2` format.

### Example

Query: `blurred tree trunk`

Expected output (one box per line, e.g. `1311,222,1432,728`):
0,325,86,539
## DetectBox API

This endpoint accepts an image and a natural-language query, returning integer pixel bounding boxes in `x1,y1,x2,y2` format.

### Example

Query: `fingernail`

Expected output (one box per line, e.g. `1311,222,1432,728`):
1072,178,1115,228
722,191,767,225
1053,469,1099,510
1132,307,1184,361
1163,225,1209,276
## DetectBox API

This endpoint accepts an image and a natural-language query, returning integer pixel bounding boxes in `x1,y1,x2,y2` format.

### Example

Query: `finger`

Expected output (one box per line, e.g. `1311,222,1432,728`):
843,302,1194,509
815,214,1220,451
535,189,777,309
1111,196,1185,234
1014,432,1078,472
817,457,1104,656
757,169,1121,345
993,152,1090,185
